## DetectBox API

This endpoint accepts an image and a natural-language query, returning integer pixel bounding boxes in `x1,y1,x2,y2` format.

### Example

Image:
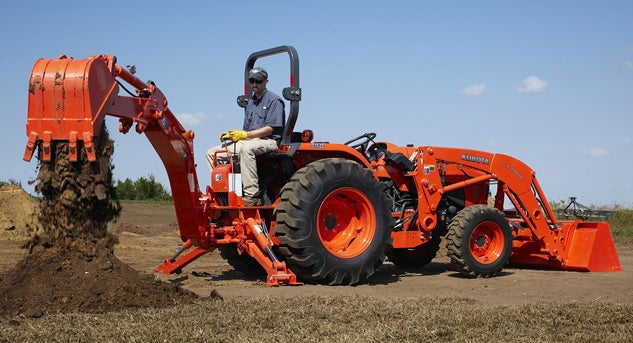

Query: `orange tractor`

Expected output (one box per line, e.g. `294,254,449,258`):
23,46,622,286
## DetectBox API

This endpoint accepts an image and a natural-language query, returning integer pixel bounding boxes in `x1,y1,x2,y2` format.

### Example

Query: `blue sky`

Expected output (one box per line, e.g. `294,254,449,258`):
1,1,632,206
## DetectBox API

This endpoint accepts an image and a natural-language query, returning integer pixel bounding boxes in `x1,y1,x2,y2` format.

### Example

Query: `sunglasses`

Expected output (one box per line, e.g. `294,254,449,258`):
249,78,264,84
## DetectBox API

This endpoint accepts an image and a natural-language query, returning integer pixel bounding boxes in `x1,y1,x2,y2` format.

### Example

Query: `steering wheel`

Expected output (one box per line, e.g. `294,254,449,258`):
344,132,377,151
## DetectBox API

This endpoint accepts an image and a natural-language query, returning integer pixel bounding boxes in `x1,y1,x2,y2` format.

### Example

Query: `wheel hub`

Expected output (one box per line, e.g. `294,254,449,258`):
475,235,487,248
316,188,377,258
324,215,337,230
469,221,504,264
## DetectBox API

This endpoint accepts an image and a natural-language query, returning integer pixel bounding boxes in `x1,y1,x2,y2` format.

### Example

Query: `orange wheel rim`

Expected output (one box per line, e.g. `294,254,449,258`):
469,220,505,264
317,187,376,258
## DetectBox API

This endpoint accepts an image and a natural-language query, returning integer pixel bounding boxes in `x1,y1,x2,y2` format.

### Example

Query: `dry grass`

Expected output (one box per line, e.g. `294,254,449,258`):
1,296,631,342
610,210,633,244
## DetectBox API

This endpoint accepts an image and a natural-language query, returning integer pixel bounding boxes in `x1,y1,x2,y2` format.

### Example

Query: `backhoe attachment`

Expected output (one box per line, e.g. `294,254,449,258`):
23,51,303,286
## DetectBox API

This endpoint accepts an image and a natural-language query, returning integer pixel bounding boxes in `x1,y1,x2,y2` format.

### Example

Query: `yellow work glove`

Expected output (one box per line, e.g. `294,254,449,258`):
220,130,248,142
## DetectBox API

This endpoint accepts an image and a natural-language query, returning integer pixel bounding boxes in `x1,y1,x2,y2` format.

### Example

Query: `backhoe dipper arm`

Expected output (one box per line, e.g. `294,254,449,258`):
24,54,204,244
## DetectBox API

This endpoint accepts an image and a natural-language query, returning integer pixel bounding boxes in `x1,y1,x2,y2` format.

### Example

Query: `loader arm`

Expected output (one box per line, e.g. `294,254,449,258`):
23,54,204,244
414,146,554,232
415,146,621,272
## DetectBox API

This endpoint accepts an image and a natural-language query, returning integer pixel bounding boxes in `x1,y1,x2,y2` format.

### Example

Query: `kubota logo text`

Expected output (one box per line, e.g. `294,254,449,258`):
461,153,489,165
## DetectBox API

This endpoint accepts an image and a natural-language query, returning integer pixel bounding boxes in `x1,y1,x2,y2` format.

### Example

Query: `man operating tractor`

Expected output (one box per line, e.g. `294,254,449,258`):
205,67,285,206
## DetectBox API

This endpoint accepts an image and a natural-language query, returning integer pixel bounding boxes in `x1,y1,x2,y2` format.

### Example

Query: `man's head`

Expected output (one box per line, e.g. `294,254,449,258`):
249,67,268,97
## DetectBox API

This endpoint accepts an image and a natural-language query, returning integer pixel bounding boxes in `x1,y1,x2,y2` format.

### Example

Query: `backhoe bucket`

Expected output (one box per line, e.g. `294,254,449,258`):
511,220,622,272
24,55,118,162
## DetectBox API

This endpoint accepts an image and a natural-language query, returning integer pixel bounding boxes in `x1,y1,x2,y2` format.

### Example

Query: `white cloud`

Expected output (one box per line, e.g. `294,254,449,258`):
486,139,499,147
460,83,487,96
514,76,549,93
585,147,609,157
176,112,208,127
624,61,633,71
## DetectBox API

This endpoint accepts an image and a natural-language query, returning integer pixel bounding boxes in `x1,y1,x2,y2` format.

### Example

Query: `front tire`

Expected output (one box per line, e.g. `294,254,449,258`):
446,205,513,278
274,158,393,285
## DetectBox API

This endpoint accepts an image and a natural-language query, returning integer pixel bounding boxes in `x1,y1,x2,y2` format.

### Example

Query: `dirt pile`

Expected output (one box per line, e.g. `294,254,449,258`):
0,185,39,236
0,127,195,318
0,240,193,318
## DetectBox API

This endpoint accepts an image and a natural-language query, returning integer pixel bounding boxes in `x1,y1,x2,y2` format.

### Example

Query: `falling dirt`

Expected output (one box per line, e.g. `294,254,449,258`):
29,127,120,247
0,127,195,318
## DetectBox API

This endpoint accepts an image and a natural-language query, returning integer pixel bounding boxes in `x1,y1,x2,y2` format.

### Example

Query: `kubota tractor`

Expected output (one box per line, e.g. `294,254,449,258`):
23,46,622,286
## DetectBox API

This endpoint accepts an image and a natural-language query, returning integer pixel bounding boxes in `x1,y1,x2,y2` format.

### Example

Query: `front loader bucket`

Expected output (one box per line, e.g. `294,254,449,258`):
561,221,622,272
511,220,622,272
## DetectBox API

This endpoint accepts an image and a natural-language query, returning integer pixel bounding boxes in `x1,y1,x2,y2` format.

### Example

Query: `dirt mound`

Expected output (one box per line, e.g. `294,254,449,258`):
0,127,196,318
0,185,39,236
0,240,194,318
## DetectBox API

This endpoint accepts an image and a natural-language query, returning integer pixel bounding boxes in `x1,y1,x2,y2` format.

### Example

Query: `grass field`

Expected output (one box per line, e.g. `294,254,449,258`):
1,296,632,342
610,210,633,244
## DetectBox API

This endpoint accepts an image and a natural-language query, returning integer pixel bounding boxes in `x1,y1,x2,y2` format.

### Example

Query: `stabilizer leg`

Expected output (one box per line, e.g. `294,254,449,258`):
244,218,302,286
154,239,210,275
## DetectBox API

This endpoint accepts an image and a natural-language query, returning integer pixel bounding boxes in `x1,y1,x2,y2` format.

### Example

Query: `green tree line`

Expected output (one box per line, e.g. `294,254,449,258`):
0,176,171,201
115,175,171,201
0,179,21,187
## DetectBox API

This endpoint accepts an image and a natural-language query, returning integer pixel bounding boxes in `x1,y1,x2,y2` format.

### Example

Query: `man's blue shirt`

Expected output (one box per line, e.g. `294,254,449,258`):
243,89,285,139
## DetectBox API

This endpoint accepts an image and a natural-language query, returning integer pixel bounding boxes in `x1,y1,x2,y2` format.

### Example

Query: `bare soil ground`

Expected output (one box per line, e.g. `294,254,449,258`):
77,202,633,305
1,199,631,316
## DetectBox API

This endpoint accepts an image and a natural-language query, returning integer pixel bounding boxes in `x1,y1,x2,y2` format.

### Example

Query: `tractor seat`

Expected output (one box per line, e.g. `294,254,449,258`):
254,132,303,204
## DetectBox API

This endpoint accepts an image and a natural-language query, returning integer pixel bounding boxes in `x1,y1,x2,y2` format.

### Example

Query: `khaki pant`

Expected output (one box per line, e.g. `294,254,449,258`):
205,138,278,198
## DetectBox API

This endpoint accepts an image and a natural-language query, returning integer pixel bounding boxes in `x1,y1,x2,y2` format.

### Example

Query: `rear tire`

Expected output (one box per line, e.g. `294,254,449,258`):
446,205,512,278
274,158,393,285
